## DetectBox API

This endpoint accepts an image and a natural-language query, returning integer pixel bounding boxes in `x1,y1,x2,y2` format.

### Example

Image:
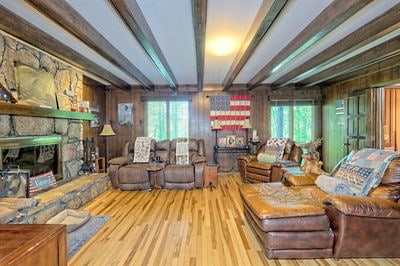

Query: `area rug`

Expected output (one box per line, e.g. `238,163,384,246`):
67,215,111,259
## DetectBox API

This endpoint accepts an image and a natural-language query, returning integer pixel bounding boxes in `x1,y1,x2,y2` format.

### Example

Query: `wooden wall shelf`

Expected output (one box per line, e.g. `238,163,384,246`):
0,102,94,120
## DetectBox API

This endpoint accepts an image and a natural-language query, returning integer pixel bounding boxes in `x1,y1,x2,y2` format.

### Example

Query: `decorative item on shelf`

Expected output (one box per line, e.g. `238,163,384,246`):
249,129,260,154
56,93,70,111
79,101,90,113
0,82,17,103
242,118,252,146
211,118,222,147
99,121,116,163
226,135,236,147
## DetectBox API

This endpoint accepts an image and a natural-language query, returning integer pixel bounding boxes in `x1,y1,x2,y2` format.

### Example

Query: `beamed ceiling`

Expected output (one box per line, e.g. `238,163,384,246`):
0,0,399,91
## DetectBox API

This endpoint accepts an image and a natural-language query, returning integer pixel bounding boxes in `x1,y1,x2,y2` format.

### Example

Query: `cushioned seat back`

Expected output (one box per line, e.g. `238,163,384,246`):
153,139,170,164
122,138,156,161
256,139,302,163
381,157,400,185
169,139,201,165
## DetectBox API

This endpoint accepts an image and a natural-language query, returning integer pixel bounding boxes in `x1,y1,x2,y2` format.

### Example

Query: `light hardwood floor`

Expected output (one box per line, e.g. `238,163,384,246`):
69,173,400,266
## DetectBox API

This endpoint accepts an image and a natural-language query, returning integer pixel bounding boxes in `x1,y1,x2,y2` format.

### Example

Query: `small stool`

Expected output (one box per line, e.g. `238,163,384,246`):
204,163,219,189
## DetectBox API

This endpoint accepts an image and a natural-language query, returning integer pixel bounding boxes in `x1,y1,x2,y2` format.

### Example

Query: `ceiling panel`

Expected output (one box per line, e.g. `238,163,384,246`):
235,0,332,84
263,0,400,83
0,0,399,90
0,0,138,84
204,0,263,84
67,0,165,85
136,0,197,85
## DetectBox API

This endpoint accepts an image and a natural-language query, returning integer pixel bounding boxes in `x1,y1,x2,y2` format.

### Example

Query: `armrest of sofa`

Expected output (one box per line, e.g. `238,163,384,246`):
191,155,207,165
108,156,132,166
237,154,257,163
284,174,317,186
107,156,132,189
323,195,400,218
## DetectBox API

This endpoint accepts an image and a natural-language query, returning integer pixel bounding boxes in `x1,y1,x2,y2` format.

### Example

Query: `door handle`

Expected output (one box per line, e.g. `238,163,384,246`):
343,143,350,146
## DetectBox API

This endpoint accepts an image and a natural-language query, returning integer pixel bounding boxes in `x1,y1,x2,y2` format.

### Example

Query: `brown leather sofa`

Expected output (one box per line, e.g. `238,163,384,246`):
239,153,400,259
108,138,206,190
238,140,303,183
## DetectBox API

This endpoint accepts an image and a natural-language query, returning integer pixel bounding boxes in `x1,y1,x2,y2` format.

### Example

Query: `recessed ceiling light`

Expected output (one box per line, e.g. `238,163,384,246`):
209,37,236,56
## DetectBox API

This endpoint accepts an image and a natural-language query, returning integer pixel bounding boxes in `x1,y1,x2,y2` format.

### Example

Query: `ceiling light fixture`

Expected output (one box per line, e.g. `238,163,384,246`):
209,37,236,56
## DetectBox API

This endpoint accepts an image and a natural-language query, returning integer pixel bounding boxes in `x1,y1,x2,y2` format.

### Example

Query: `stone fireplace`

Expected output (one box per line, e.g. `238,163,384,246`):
0,115,85,182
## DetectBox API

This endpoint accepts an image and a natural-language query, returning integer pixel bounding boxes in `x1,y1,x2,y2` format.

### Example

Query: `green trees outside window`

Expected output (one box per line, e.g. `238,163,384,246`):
270,101,317,143
146,101,189,140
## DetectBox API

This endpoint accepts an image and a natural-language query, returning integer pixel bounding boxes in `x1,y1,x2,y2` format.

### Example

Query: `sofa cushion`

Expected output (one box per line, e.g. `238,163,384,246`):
257,153,277,163
315,174,353,195
239,183,326,219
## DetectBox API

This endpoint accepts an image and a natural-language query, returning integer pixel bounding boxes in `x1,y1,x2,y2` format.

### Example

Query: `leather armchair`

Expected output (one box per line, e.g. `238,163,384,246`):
107,138,156,190
238,140,303,183
163,139,207,189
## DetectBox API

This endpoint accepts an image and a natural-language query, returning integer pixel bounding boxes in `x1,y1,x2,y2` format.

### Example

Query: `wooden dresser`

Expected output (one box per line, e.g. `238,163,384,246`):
0,224,67,266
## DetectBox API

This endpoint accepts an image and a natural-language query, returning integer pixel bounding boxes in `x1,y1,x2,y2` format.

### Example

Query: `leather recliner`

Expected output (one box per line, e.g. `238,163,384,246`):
108,138,207,190
238,140,303,183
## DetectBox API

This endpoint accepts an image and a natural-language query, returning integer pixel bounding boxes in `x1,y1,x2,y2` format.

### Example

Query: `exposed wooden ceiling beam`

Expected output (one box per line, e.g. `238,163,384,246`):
246,0,373,90
0,5,130,90
222,0,288,91
323,53,400,86
24,0,154,91
109,0,178,91
303,37,400,87
274,3,400,87
191,0,207,91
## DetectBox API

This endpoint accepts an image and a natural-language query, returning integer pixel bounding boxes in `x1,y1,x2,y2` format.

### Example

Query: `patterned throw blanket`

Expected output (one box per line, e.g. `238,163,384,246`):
348,148,400,194
133,137,152,163
176,138,189,165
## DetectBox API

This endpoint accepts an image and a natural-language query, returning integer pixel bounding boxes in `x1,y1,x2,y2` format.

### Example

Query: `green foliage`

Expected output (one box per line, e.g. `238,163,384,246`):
271,105,313,143
146,101,189,140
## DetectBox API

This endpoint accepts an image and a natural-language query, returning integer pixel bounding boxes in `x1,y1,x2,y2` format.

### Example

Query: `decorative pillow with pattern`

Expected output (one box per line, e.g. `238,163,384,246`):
265,138,288,159
315,174,352,195
333,162,374,195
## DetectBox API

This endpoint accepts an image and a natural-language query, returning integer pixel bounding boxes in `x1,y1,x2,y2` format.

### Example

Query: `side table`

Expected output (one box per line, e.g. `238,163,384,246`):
93,157,106,173
147,165,163,190
204,163,219,189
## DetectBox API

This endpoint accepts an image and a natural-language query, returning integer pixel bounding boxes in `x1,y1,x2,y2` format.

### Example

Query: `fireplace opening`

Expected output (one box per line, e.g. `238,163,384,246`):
0,135,62,181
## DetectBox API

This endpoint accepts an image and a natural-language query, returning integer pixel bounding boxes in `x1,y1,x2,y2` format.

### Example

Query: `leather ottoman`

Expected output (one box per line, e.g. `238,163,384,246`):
239,182,333,259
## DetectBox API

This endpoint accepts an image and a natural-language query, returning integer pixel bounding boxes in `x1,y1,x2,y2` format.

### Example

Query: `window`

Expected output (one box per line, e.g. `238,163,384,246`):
145,100,189,140
270,100,320,143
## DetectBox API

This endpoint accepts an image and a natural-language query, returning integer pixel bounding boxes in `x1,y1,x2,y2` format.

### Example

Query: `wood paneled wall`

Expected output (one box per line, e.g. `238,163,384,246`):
322,65,400,172
101,87,269,170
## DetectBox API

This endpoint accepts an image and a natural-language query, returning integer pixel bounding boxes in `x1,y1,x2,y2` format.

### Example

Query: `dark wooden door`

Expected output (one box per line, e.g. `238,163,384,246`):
343,90,373,155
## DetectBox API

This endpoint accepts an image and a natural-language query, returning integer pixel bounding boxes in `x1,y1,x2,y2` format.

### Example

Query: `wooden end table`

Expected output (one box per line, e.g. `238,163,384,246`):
204,163,219,189
147,165,163,190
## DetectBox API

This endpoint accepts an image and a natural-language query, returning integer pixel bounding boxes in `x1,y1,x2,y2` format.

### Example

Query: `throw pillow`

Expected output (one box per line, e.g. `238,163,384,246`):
29,171,57,196
333,162,374,196
257,153,277,163
265,138,288,159
315,174,352,195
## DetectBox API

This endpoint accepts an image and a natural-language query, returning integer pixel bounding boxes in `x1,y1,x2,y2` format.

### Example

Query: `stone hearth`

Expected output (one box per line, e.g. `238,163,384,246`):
3,173,110,224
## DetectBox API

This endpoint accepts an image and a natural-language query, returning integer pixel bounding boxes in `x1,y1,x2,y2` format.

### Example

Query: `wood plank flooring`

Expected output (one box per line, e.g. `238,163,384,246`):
69,172,400,266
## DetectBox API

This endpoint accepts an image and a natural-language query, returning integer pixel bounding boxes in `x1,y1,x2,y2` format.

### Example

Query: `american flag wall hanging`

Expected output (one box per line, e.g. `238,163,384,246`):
209,95,251,131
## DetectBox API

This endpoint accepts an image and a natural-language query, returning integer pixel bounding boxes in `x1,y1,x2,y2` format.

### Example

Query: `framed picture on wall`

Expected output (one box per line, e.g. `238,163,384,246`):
218,137,227,147
226,135,236,147
236,136,245,147
118,103,133,125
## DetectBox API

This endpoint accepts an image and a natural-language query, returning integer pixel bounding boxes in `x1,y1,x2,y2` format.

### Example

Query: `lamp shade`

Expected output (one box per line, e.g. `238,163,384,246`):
242,119,252,129
212,119,222,130
99,124,116,136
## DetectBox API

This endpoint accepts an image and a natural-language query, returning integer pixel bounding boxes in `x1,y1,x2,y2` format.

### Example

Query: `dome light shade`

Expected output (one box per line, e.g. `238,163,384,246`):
209,37,236,56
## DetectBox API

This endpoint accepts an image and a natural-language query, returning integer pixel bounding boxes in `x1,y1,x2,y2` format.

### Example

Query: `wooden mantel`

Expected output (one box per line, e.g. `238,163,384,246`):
0,102,94,120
